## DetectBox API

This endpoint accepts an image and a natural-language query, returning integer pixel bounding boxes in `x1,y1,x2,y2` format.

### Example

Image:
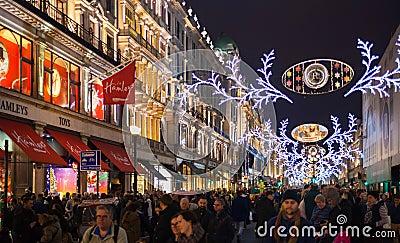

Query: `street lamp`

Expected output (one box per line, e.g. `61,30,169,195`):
130,125,141,195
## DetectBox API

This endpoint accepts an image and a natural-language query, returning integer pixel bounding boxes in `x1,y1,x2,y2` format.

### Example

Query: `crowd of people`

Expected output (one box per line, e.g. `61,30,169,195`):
0,184,399,243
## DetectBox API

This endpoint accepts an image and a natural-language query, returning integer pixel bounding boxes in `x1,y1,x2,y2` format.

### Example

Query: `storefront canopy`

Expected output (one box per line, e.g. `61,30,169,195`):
0,148,4,159
46,129,110,170
0,118,68,166
90,139,147,174
140,161,167,181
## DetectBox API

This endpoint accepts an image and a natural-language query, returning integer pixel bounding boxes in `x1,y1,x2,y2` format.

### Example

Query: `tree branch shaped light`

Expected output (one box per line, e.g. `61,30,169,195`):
344,35,400,97
177,50,292,108
239,114,363,185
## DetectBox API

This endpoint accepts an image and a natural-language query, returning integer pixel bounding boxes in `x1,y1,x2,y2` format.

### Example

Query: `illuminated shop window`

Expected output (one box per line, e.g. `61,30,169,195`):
42,50,81,111
0,26,33,95
87,171,108,194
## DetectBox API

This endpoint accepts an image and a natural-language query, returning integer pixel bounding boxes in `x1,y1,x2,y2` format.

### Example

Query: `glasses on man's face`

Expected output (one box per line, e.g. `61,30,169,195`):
96,215,108,220
171,222,179,227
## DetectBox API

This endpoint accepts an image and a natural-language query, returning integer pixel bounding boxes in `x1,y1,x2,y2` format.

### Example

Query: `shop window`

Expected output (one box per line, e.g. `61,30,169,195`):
87,171,108,194
42,50,81,112
0,27,33,95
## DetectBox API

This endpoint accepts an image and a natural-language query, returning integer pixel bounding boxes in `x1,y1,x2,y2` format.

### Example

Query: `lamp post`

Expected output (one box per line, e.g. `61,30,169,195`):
130,125,141,195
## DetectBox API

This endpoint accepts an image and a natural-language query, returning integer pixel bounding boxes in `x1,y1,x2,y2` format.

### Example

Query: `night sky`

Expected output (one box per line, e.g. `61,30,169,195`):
188,0,400,133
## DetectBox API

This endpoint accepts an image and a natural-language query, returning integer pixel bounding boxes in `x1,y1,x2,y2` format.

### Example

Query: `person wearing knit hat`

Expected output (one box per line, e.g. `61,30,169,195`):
262,189,315,243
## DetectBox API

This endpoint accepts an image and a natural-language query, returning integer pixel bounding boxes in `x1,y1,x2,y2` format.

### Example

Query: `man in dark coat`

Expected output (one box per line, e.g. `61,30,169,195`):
193,196,215,242
232,191,251,242
12,197,41,243
304,184,320,220
153,194,179,243
255,191,276,235
210,198,235,243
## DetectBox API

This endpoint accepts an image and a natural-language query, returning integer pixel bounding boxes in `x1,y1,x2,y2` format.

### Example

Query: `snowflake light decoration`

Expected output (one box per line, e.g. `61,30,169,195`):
344,35,400,97
177,50,292,108
239,114,363,185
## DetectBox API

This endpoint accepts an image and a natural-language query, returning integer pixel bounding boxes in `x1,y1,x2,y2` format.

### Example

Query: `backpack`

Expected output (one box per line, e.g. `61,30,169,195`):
88,224,119,242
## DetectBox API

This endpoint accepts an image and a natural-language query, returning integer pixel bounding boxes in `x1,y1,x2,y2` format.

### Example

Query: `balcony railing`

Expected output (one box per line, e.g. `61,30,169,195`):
18,0,125,64
119,26,163,59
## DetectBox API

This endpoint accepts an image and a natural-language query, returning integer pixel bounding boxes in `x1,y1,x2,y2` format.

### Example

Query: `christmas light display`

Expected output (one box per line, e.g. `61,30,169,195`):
177,51,292,108
240,114,363,185
344,36,400,97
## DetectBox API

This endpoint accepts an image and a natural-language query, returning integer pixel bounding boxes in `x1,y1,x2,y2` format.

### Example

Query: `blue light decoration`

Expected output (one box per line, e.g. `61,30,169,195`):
177,51,292,108
344,35,400,97
239,114,363,185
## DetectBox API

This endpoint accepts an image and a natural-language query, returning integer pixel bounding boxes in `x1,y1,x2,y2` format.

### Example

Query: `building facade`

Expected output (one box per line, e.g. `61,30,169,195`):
363,24,400,193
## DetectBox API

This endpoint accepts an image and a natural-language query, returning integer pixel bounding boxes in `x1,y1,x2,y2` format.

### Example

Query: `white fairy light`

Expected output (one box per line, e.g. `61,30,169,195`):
239,114,363,185
344,35,400,97
177,51,292,108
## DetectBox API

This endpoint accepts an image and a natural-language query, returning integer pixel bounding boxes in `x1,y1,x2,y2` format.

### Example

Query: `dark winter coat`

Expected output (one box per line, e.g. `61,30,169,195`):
121,209,141,243
193,207,215,240
178,223,206,243
232,195,251,222
304,188,320,220
154,204,180,243
40,215,62,243
255,196,276,228
210,210,235,243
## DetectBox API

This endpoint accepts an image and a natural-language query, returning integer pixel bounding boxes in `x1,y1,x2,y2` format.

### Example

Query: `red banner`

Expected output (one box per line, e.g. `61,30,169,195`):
102,61,135,104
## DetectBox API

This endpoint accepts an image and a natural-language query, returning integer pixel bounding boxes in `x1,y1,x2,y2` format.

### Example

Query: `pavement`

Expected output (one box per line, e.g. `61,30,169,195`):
233,222,263,243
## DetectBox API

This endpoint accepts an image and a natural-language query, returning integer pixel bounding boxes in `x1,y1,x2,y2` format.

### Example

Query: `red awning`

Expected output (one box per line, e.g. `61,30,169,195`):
0,118,68,166
0,148,4,158
46,129,111,171
90,139,147,174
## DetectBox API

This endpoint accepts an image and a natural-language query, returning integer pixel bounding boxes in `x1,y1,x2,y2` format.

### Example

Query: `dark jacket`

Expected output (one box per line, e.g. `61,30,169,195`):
121,209,141,243
178,223,205,243
263,215,316,243
388,203,400,224
304,188,320,220
154,204,180,243
232,195,251,222
310,205,331,230
328,199,353,227
210,210,234,243
40,215,62,243
255,196,276,227
193,207,215,240
12,207,41,243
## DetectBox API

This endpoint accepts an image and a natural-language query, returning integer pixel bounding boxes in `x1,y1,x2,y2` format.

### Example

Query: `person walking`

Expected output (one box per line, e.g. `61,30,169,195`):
210,198,235,243
232,191,251,242
38,213,63,243
389,195,400,243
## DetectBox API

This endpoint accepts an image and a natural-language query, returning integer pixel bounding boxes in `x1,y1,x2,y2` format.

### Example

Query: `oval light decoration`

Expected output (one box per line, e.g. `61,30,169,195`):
282,59,354,95
291,123,329,143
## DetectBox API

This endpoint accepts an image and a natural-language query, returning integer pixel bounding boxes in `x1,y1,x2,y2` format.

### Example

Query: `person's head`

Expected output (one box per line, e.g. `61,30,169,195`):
177,211,198,236
394,195,400,205
367,191,380,205
159,194,173,210
96,205,113,231
326,188,340,206
381,193,388,201
281,190,300,218
180,198,189,211
314,194,326,209
197,196,207,209
170,215,180,236
361,192,368,201
266,191,274,201
22,197,34,210
321,185,328,194
213,199,224,213
224,195,230,201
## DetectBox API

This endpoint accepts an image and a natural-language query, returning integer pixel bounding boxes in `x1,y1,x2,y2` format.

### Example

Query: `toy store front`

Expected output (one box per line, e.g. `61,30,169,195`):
44,128,111,196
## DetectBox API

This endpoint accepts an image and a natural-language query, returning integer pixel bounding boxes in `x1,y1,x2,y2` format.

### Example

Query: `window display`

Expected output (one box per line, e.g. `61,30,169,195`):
0,27,32,95
87,171,108,194
43,50,80,111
